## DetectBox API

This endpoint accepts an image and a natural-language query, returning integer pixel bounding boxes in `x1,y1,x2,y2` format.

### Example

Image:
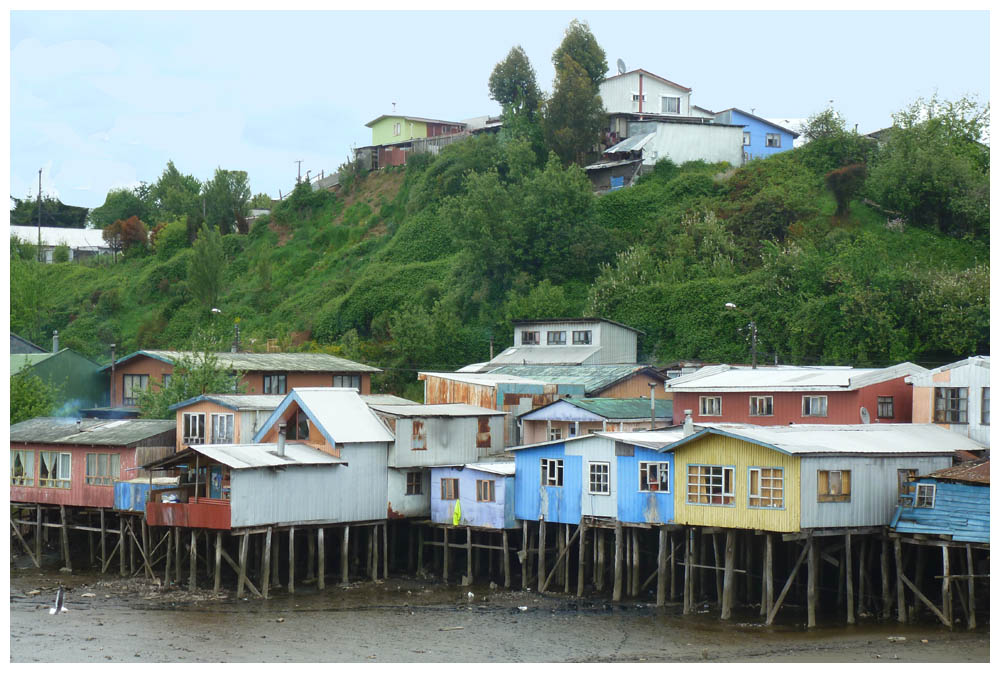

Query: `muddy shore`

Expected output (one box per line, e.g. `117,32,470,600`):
9,568,989,663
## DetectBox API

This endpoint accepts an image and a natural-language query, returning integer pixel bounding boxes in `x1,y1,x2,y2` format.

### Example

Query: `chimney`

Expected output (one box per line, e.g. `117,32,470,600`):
683,409,694,437
110,343,116,407
277,423,287,457
76,419,82,433
52,330,59,353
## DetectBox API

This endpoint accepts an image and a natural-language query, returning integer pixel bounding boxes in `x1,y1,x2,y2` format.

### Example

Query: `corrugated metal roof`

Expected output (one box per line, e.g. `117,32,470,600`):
464,461,515,476
684,423,984,455
101,350,381,373
361,394,420,406
597,429,688,450
193,443,346,469
519,398,672,421
487,365,663,394
906,356,989,385
418,372,547,387
365,114,466,128
584,158,643,171
665,363,927,392
10,417,175,446
369,403,506,418
601,68,692,92
512,318,643,334
9,225,110,250
487,345,602,366
279,388,395,444
604,133,656,154
169,394,285,412
926,458,989,484
10,352,54,371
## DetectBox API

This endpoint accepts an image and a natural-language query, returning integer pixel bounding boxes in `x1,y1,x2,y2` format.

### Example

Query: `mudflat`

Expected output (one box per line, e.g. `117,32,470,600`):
9,569,989,663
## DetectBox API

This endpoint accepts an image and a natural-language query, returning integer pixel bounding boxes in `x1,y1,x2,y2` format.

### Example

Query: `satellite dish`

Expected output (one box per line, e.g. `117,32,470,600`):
860,407,871,424
617,58,626,75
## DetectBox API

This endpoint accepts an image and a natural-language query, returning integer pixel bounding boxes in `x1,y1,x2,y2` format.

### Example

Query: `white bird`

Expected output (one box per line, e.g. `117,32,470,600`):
49,586,68,615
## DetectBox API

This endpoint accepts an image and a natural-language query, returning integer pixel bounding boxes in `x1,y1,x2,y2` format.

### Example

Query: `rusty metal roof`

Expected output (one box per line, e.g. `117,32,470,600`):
10,417,175,446
926,459,990,484
368,403,506,418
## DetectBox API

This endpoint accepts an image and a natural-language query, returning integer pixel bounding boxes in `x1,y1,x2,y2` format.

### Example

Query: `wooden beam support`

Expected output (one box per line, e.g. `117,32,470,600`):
341,525,350,585
656,527,667,607
721,530,735,620
941,545,952,629
541,523,581,593
215,532,223,593
899,571,950,627
288,527,296,593
10,520,40,567
536,522,545,593
846,532,855,624
236,534,250,598
966,544,976,630
894,538,906,623
59,505,72,572
766,540,810,626
612,521,623,602
317,528,325,590
261,528,272,598
189,530,197,591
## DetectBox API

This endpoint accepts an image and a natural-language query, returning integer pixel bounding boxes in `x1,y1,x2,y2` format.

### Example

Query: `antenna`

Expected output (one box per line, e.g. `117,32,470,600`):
860,407,871,424
392,101,397,113
617,58,626,75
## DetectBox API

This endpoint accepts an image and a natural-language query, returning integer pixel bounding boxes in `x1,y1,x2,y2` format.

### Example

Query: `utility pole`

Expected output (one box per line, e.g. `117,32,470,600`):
295,160,303,183
37,169,42,262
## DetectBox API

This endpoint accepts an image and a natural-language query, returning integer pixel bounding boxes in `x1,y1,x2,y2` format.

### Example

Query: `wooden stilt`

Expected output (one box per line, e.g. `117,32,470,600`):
656,527,667,607
564,524,571,593
881,535,891,620
371,525,379,581
612,521,623,602
289,527,296,593
721,530,735,620
99,509,107,572
763,533,774,618
894,538,907,623
237,533,248,598
128,519,136,575
541,525,582,592
417,526,425,577
261,528,272,598
307,529,316,581
899,569,950,626
596,528,606,592
520,521,528,590
174,528,182,584
965,544,976,630
383,523,389,580
341,525,350,585
88,513,96,567
35,506,43,567
271,530,281,589
140,519,150,579
189,530,197,590
443,526,450,584
119,517,127,577
766,539,809,625
215,532,223,593
318,528,325,590
941,545,952,629
165,528,172,584
465,527,473,586
712,533,723,605
631,528,641,597
857,537,867,615
537,521,546,593
683,528,694,614
845,532,855,624
670,534,678,601
58,505,72,572
502,529,510,588
807,535,817,628
577,522,587,597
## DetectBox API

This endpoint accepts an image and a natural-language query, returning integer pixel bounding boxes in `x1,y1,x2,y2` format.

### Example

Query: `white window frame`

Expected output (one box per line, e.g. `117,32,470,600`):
699,396,722,416
661,96,680,114
211,413,235,444
476,479,496,502
749,395,774,417
548,427,563,441
589,461,610,495
914,483,936,508
802,395,828,417
547,330,566,345
765,133,781,148
11,449,34,486
572,330,592,345
631,93,646,102
748,467,784,509
541,458,564,487
686,464,735,506
85,452,121,486
183,412,206,445
639,461,670,493
39,451,71,489
393,122,401,136
743,131,751,146
521,330,540,345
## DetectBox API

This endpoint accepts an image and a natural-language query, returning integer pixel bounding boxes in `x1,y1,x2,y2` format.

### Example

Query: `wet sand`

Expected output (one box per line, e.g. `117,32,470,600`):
9,569,989,663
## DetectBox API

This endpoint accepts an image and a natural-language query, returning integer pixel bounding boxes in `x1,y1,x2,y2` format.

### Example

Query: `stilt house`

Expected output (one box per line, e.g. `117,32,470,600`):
430,462,517,529
891,458,990,543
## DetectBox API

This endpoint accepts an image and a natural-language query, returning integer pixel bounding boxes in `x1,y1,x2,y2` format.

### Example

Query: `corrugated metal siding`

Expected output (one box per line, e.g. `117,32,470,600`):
430,467,515,529
568,436,617,519
387,467,429,518
913,362,990,446
421,375,497,408
799,455,952,529
596,322,638,364
113,481,174,512
10,443,138,508
617,446,674,524
229,442,389,528
389,415,504,467
599,73,691,116
595,372,663,399
891,480,989,542
513,445,582,524
672,435,800,532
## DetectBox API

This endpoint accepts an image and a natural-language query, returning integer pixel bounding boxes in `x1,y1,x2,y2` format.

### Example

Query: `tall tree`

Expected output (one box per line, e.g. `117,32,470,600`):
489,46,541,120
10,195,89,228
151,160,202,224
203,168,251,234
542,55,606,165
188,222,225,307
551,19,608,87
10,368,60,424
89,185,154,229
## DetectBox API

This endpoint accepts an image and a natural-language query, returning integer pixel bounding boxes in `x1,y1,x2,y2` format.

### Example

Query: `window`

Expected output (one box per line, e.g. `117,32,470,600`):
393,122,401,136
742,131,751,146
914,483,936,508
548,427,563,441
39,451,71,489
406,471,422,495
802,395,828,417
897,468,917,501
162,374,172,389
547,331,566,345
817,470,851,502
982,387,990,425
263,374,286,395
700,396,722,416
286,409,310,441
632,93,646,102
878,396,895,419
441,478,459,500
589,462,610,495
85,453,121,486
639,462,670,493
11,450,34,486
749,396,773,417
934,387,968,423
476,479,495,502
541,458,563,487
333,374,361,389
572,330,592,345
521,330,540,345
661,96,680,114
211,413,235,443
766,133,781,147
686,464,734,505
122,374,148,406
183,413,206,445
748,467,784,508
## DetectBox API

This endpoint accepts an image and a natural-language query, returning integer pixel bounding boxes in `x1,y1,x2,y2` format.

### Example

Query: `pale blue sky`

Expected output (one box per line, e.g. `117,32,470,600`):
9,10,990,210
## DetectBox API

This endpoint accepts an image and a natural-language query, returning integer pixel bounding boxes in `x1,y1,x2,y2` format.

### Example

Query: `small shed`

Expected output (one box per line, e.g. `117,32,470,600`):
891,458,990,543
518,397,673,445
431,462,517,529
169,393,284,451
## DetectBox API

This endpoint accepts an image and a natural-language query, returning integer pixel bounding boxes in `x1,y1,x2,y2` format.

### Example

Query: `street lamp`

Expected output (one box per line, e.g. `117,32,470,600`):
725,302,758,369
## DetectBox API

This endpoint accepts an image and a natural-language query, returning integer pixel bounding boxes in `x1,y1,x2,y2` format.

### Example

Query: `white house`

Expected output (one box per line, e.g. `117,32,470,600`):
908,356,990,447
10,225,111,262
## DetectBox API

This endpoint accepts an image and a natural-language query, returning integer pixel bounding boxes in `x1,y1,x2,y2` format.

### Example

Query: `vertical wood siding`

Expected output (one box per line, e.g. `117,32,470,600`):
672,436,800,532
10,443,140,508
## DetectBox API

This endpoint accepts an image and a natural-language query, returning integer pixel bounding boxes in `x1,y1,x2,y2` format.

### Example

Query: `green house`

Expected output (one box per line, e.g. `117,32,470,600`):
10,348,107,415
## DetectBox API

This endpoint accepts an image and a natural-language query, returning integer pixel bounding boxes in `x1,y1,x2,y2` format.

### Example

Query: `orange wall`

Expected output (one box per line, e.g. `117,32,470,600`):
174,401,245,450
113,356,174,407
596,373,669,399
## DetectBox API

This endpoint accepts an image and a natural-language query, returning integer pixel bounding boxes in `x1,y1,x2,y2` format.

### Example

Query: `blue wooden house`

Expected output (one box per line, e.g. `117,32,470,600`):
713,108,799,162
430,462,516,529
891,458,989,543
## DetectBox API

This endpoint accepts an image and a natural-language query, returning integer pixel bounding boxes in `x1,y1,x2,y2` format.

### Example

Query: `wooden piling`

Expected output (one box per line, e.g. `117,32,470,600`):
537,521,546,593
58,505,72,572
237,533,249,598
383,523,389,580
215,532,223,593
372,525,379,581
846,532,855,624
807,535,817,628
656,527,667,607
165,528,172,584
564,524,572,593
763,533,774,618
670,534,678,601
35,506,43,567
965,544,976,630
520,521,529,590
612,521,623,602
341,525,350,585
721,530,736,619
289,527,296,593
894,538,906,623
941,545,952,629
318,528,325,590
712,533,723,605
99,509,107,572
466,527,473,586
307,529,316,581
174,528,182,583
189,530,197,590
577,522,587,597
766,539,809,626
596,528,606,592
119,517,127,577
502,529,510,589
631,528,640,597
881,535,891,620
443,526,450,583
261,528,272,598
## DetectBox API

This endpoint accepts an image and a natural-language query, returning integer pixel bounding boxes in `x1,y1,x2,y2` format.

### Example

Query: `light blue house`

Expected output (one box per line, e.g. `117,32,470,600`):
891,459,989,543
430,462,516,529
713,108,799,162
511,430,684,525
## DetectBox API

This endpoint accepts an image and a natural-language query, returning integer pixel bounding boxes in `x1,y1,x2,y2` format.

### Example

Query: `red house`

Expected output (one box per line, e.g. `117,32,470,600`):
10,417,175,509
665,363,928,426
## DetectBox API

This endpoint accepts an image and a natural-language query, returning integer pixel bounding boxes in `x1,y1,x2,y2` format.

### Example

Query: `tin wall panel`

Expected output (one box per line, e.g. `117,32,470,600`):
430,466,515,529
387,467,429,518
616,446,674,524
513,444,581,524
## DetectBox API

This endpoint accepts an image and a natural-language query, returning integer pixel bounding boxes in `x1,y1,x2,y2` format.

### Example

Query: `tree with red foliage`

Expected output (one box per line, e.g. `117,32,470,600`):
103,215,149,260
825,163,867,218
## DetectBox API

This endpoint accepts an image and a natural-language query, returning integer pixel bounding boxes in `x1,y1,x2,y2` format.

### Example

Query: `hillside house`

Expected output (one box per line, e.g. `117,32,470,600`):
907,356,990,447
10,331,106,414
354,114,468,169
713,108,800,161
100,350,381,408
477,318,643,369
10,224,112,262
665,363,927,426
518,397,673,444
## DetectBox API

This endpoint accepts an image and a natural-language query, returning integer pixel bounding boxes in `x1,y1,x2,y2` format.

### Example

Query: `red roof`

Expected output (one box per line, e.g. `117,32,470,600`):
927,458,990,485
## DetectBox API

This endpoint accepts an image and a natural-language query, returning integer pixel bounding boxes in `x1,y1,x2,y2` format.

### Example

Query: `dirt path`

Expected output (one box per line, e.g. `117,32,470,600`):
9,569,989,663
